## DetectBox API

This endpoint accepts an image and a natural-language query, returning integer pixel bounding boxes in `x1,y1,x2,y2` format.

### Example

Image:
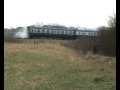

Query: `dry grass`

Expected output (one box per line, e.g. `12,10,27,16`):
4,40,116,90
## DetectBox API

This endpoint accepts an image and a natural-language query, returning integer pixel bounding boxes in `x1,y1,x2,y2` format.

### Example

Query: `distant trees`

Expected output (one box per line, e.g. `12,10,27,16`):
97,13,116,56
75,38,93,55
33,22,82,30
4,27,24,40
4,28,16,39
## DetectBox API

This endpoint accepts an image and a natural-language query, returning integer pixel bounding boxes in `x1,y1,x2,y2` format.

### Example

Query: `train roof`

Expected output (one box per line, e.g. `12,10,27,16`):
27,26,97,32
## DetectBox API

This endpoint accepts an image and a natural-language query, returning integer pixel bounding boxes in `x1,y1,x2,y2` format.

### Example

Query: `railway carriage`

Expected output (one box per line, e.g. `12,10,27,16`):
27,26,98,39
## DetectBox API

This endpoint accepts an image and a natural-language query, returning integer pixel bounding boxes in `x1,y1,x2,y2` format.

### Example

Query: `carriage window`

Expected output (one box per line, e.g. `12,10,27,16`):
62,31,64,34
94,33,97,36
58,30,60,34
33,29,35,32
47,30,49,33
30,29,33,32
30,28,32,32
33,28,36,32
89,32,93,35
42,29,45,33
40,29,42,32
37,29,40,32
49,30,51,33
82,32,84,35
32,30,34,32
64,31,66,34
89,32,90,35
66,31,68,34
70,31,73,34
51,30,54,34
44,29,47,33
96,33,97,36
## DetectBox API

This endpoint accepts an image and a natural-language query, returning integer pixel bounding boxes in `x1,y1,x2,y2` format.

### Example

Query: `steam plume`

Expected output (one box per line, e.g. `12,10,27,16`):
14,27,29,38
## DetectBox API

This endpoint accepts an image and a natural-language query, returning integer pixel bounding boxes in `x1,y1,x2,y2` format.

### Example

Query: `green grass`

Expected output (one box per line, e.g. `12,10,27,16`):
4,42,116,90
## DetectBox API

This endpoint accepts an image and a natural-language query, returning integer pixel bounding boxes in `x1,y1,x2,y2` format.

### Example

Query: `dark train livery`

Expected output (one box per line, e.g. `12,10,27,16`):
27,26,98,39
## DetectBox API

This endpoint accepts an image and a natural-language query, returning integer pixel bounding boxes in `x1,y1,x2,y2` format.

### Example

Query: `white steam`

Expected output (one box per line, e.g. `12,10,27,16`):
14,27,29,38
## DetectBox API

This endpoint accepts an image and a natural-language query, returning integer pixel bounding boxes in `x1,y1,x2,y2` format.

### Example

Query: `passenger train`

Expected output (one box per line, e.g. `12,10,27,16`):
27,26,98,39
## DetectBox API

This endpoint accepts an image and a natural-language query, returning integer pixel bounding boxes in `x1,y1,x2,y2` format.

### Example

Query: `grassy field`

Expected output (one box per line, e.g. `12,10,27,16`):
4,40,116,90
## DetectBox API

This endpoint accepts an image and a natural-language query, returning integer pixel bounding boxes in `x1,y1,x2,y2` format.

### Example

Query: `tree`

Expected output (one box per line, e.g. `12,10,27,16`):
107,12,116,28
97,12,116,56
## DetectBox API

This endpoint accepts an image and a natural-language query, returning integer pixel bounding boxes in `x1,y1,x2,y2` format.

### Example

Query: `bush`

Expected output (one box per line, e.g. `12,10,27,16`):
97,13,116,56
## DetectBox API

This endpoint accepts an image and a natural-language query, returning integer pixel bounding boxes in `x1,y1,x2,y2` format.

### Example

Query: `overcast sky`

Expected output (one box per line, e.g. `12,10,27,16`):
4,0,116,29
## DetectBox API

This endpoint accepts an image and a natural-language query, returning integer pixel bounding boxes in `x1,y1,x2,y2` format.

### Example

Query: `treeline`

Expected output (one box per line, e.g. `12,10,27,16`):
97,13,116,56
4,27,23,39
30,23,93,30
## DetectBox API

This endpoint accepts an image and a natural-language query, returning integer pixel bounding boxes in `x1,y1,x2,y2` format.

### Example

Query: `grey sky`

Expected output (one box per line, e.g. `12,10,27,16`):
4,0,116,29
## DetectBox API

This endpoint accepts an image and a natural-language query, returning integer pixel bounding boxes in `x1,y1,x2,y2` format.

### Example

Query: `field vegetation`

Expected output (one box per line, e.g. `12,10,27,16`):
4,39,116,90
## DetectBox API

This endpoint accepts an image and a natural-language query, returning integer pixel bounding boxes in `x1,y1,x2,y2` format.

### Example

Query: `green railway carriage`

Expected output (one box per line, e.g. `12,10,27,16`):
27,26,98,39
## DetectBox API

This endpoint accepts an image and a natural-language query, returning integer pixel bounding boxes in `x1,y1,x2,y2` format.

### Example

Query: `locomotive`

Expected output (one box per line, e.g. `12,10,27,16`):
27,26,98,39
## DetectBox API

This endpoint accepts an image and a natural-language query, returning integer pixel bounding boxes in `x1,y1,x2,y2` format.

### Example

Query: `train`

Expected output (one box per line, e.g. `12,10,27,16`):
27,26,98,39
